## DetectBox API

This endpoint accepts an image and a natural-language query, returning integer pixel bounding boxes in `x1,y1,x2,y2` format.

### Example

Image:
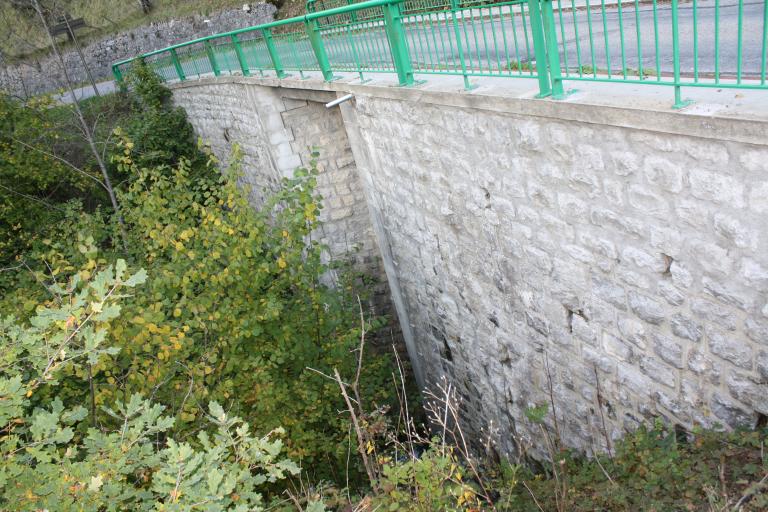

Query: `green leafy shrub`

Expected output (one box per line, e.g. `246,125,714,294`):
1,139,394,486
497,419,768,511
0,263,298,511
0,94,106,262
1,67,394,497
121,61,206,171
375,444,481,511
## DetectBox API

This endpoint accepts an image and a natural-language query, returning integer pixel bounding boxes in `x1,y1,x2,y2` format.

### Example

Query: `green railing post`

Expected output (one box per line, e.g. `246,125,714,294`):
540,0,565,99
112,64,124,86
381,1,416,86
526,0,552,97
231,34,251,76
670,0,692,108
112,64,128,92
263,28,287,78
169,48,186,81
204,41,221,76
306,19,338,81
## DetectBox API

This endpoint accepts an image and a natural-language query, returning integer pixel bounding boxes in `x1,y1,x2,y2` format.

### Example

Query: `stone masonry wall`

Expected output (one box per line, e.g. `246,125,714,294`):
170,77,768,462
0,5,274,98
342,94,768,459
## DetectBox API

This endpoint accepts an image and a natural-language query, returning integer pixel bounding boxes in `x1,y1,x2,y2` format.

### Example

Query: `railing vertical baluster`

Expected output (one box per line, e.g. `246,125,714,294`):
527,0,552,97
557,0,569,74
671,0,691,108
382,1,416,86
307,19,338,81
652,0,660,80
449,0,473,89
762,0,767,85
715,0,720,83
569,0,582,76
169,48,186,82
692,0,698,81
617,0,627,78
600,0,611,78
231,34,251,76
263,28,288,78
737,0,744,83
634,0,643,79
204,40,221,76
541,0,565,98
345,24,368,82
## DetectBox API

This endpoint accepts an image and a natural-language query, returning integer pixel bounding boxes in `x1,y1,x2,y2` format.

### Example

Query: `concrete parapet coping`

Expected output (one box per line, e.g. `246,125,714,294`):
169,71,768,147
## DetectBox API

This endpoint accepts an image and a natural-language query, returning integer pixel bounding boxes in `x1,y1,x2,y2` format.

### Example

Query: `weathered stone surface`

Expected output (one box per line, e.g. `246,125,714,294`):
658,281,685,306
652,332,684,369
689,170,745,208
710,393,755,428
708,329,753,369
628,292,666,325
670,314,703,342
687,347,721,385
643,156,684,193
640,356,677,387
726,372,768,414
691,299,738,331
745,318,768,345
713,213,756,249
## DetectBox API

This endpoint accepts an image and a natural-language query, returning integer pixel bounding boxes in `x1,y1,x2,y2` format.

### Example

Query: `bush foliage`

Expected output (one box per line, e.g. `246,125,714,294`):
0,66,394,509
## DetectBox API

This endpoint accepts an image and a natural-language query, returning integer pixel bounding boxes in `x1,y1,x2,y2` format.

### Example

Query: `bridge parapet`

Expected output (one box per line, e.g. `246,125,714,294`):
115,0,768,109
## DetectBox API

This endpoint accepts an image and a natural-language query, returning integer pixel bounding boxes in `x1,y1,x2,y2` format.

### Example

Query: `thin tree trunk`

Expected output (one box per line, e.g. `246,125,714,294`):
32,0,128,251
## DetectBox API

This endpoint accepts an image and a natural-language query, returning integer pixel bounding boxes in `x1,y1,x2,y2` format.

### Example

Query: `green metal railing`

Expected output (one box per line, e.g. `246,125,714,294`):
113,0,768,107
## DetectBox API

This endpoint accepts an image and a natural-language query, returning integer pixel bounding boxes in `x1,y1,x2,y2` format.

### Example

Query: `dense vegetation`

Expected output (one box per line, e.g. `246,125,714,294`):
0,64,398,509
1,66,766,510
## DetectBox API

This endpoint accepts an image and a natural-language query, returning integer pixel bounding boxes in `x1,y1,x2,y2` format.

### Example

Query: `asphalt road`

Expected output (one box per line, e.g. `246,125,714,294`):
55,80,117,104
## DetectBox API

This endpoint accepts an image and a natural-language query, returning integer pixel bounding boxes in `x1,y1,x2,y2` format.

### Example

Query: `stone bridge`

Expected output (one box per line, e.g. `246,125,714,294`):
171,73,768,459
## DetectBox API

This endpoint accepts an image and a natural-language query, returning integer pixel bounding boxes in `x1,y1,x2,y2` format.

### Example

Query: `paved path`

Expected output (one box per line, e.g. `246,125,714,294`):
55,80,117,104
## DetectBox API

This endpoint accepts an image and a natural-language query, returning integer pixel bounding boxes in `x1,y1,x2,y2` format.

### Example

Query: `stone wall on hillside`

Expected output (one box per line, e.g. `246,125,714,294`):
0,4,274,97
